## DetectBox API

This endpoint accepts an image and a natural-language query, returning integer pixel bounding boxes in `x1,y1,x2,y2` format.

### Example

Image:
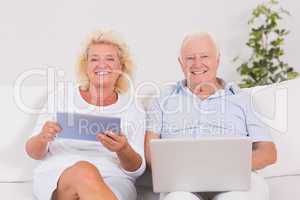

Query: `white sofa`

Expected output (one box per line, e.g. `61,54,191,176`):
0,78,300,200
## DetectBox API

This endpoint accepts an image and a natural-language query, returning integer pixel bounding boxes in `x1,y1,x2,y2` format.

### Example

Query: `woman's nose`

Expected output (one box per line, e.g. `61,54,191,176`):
96,59,107,67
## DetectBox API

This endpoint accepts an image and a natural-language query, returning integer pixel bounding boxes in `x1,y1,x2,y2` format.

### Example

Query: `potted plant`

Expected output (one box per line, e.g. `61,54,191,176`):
234,0,298,88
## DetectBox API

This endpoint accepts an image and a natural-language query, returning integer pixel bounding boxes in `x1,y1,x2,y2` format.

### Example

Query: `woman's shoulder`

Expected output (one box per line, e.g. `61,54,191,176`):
118,93,146,117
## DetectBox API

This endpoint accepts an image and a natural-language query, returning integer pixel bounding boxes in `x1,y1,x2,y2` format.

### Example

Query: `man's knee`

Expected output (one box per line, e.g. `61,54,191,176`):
212,173,269,200
163,192,201,200
212,192,249,200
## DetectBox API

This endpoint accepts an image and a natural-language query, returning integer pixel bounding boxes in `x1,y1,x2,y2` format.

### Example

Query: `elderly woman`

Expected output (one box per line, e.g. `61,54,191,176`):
25,30,146,200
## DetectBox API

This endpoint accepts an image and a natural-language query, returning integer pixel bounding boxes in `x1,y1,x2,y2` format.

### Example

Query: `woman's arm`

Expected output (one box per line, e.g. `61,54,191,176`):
26,134,49,160
116,143,142,172
97,131,142,172
26,121,61,160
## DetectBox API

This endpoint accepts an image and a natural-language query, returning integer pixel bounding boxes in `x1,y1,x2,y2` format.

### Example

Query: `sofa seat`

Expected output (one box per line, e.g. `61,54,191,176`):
267,175,300,200
0,182,33,200
1,175,299,200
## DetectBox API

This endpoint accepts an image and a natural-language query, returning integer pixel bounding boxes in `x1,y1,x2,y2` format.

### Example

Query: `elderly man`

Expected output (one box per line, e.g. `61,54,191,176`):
145,32,277,200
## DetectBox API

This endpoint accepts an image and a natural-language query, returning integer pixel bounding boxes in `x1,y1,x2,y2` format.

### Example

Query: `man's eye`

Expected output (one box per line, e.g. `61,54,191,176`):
201,55,208,58
107,58,115,61
186,57,195,60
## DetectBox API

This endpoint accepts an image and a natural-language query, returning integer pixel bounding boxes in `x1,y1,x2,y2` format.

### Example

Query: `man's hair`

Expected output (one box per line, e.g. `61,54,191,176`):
179,32,220,60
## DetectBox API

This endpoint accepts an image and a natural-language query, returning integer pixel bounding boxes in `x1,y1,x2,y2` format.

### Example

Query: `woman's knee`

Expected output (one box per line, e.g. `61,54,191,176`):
71,161,102,180
58,161,103,189
163,191,201,200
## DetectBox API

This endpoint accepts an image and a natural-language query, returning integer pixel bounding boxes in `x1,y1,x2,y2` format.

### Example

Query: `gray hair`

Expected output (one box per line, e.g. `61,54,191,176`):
179,32,220,60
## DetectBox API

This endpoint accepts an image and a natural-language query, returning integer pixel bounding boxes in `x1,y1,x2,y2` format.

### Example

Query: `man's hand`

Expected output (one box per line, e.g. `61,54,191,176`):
145,131,160,168
252,141,277,170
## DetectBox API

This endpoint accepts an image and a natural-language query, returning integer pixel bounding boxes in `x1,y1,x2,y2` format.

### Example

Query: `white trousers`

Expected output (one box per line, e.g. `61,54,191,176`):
160,173,269,200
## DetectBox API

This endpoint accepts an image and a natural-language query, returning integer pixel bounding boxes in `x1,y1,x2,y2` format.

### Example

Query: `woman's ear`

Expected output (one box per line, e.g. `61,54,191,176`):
178,57,183,66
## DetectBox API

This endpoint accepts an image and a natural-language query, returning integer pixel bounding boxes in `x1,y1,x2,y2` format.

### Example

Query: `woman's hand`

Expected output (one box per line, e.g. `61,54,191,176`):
38,121,62,143
26,121,61,160
96,130,142,172
96,131,128,153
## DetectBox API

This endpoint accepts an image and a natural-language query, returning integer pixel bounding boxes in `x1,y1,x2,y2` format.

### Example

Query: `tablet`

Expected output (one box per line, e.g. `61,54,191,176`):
56,112,121,141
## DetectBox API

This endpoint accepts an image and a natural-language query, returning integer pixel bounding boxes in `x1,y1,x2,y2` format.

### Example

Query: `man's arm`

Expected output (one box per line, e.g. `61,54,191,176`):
145,131,160,168
252,141,277,170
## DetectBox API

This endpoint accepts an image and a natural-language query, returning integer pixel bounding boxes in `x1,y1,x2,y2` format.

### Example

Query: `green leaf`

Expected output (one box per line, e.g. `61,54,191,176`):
270,38,283,46
280,7,291,16
235,0,298,87
287,71,299,79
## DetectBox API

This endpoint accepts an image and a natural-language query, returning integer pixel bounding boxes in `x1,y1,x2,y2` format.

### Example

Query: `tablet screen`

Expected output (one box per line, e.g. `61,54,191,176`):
56,112,121,141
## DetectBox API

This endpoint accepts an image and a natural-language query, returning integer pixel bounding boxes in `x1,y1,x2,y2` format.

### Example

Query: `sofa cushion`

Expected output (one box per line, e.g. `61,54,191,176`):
266,175,300,200
0,182,33,200
246,78,300,177
0,85,45,182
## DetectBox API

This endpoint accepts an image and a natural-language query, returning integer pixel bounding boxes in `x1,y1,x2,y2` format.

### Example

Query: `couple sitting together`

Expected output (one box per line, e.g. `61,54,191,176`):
26,29,277,200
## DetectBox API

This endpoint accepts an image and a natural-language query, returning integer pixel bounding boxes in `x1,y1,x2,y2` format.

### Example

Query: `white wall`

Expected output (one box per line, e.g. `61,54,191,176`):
0,0,299,88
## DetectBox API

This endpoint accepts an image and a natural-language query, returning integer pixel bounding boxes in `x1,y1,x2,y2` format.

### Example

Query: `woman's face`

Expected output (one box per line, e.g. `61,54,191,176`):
86,43,122,89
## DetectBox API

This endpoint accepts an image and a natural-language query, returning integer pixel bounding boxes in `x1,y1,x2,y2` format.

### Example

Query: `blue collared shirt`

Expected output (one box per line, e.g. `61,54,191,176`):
146,80,272,142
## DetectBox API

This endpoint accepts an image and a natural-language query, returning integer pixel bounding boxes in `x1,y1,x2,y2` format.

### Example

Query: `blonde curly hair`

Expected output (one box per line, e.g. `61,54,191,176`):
77,30,134,93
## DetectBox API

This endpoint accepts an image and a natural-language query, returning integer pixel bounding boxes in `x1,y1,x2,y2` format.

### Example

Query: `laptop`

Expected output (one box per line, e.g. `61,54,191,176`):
56,112,121,141
150,137,252,193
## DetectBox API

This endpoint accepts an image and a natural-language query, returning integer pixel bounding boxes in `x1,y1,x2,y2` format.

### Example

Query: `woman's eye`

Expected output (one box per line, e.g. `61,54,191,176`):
90,58,98,62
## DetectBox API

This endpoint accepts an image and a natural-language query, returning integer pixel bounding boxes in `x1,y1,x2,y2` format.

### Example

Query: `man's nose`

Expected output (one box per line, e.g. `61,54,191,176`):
194,56,203,66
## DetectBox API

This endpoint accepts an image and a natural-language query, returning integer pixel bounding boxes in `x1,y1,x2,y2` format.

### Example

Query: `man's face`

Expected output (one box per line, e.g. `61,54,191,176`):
179,36,220,89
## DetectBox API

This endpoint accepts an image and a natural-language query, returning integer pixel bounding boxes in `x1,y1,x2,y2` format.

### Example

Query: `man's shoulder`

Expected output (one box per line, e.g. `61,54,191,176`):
146,82,182,111
148,82,178,100
227,87,254,110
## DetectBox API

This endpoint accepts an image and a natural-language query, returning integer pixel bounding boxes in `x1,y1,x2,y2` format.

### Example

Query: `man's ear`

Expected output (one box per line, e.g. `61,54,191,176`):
216,53,221,68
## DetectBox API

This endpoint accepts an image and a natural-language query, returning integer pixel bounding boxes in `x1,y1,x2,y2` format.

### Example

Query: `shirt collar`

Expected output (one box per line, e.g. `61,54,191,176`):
175,78,240,99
